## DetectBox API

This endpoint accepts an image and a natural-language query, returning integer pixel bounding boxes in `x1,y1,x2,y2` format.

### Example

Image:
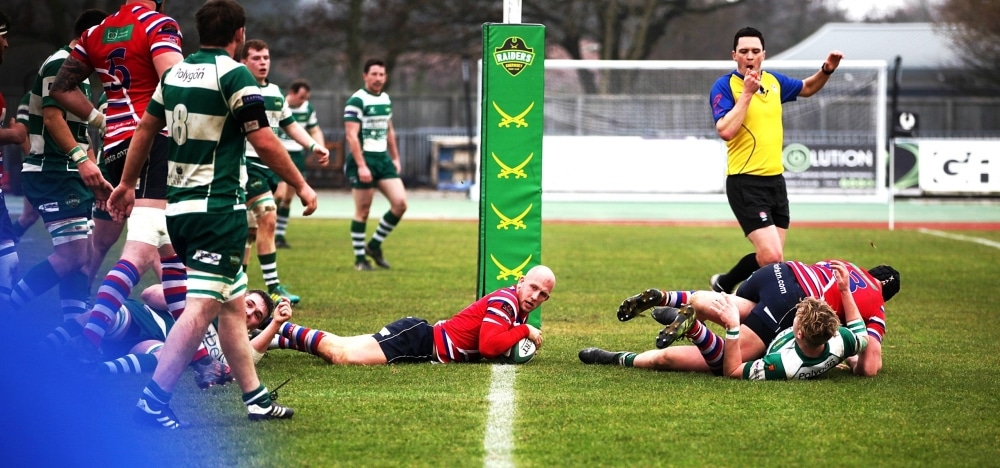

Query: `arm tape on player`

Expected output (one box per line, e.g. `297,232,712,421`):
68,145,89,165
855,333,869,354
252,346,266,364
236,105,271,136
846,319,866,335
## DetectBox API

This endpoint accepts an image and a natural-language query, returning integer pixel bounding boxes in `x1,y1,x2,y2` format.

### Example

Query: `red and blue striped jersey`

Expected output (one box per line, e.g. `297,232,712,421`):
70,3,181,151
787,260,887,343
433,286,530,363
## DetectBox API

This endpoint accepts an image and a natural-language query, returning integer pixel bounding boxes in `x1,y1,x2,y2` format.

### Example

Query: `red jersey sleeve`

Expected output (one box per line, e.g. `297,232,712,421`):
478,297,530,359
69,6,182,149
821,262,888,343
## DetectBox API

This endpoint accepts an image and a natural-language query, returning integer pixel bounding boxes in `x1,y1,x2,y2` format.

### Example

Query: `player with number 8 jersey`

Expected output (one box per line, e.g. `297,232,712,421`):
109,0,316,428
153,50,260,213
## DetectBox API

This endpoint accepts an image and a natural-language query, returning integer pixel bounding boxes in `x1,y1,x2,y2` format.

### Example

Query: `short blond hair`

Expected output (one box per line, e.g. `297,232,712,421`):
795,297,840,347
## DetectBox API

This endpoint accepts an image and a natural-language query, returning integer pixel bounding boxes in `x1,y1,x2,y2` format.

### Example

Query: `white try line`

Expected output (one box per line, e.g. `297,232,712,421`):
918,228,1000,250
483,364,516,468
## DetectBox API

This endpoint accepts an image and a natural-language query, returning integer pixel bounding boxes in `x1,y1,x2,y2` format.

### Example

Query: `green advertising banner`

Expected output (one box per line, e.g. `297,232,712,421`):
478,23,545,328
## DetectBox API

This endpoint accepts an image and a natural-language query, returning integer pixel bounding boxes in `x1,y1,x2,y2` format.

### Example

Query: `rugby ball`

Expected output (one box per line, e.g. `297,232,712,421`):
499,337,537,364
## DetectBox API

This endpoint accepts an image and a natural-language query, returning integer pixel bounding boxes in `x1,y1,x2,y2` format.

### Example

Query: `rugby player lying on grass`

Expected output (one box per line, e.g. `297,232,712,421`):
580,259,898,377
715,260,868,380
267,265,555,365
43,284,289,388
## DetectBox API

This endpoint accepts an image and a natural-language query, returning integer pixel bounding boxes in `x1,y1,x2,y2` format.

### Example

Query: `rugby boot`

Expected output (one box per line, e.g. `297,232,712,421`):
617,288,665,322
269,284,300,305
578,347,621,365
248,402,295,421
365,244,391,269
652,304,696,349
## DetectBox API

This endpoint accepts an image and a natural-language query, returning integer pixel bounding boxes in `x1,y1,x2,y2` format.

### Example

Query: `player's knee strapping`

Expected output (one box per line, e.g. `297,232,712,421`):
248,196,277,225
46,216,92,246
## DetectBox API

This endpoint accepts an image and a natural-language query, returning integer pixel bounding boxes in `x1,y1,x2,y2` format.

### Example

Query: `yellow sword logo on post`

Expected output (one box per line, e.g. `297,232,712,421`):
492,152,532,179
491,203,532,230
493,101,534,128
491,254,532,281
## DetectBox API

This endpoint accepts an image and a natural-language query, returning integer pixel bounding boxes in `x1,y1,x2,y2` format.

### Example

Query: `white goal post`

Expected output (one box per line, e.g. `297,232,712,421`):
476,59,889,203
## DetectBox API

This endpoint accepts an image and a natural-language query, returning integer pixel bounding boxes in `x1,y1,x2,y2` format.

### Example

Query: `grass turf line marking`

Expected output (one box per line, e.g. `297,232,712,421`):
483,364,516,468
918,228,1000,250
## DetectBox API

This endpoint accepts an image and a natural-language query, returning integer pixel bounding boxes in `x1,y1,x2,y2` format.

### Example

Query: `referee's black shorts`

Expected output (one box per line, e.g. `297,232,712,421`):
725,173,790,236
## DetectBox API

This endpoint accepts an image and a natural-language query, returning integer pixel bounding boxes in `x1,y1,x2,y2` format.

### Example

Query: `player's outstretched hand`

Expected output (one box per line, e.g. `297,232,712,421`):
312,145,330,166
108,184,135,222
6,117,27,142
296,183,318,216
526,324,543,349
273,299,293,324
829,260,850,293
825,50,844,72
79,160,113,202
718,293,741,330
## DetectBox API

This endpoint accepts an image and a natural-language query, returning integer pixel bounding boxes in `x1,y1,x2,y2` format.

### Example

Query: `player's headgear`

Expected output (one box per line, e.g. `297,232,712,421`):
0,11,11,36
868,264,900,302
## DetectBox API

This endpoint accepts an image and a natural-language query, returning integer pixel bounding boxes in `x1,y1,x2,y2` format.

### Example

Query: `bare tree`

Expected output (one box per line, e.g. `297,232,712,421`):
937,0,1000,89
520,0,745,93
523,0,748,60
290,0,498,91
3,0,851,97
653,0,848,60
4,0,121,50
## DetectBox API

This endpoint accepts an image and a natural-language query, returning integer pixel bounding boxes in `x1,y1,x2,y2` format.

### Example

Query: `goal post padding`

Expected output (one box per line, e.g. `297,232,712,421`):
478,23,545,328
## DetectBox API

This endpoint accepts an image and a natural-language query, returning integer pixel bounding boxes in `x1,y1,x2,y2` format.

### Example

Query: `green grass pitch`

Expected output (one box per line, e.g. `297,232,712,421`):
12,218,1000,467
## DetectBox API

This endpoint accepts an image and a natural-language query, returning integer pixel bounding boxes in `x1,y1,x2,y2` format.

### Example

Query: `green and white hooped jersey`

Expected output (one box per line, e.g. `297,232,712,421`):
277,99,318,153
344,88,392,154
147,48,263,216
744,319,868,380
24,46,93,173
245,82,294,159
